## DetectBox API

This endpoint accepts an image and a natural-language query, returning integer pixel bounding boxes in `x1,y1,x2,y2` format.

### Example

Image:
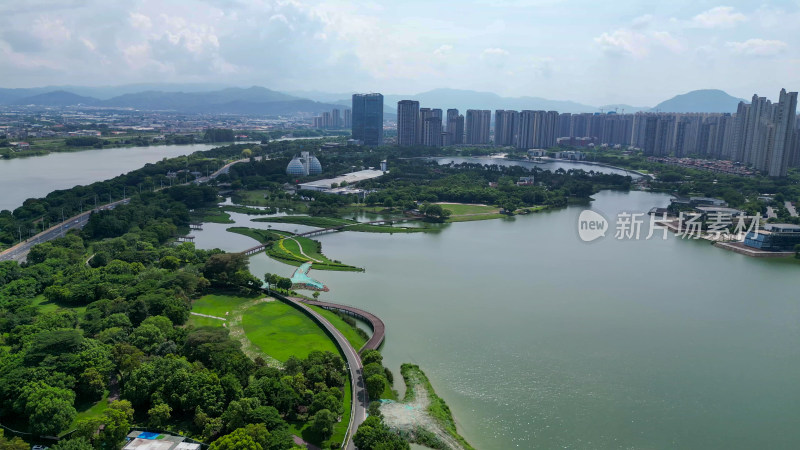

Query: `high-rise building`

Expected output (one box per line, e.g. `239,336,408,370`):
344,109,352,129
446,109,462,145
397,100,420,146
420,108,443,147
768,89,798,177
466,110,491,144
352,93,384,146
332,109,341,128
494,110,518,146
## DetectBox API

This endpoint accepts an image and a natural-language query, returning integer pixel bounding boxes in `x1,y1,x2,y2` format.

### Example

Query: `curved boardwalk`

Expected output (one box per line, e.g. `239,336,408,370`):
296,298,385,354
273,293,368,450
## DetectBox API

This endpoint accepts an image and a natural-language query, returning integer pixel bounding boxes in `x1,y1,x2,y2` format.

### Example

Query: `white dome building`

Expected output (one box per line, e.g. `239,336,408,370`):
286,151,323,176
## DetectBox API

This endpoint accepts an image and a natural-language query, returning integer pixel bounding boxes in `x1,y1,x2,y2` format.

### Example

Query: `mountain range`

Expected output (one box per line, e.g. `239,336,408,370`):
0,84,751,116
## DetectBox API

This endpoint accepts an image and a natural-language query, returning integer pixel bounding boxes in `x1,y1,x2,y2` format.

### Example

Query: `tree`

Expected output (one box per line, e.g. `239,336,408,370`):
242,148,253,159
365,375,387,401
312,291,320,299
276,277,292,290
795,244,800,259
353,416,409,450
51,437,93,450
309,409,336,440
0,430,28,450
148,402,172,428
209,428,263,450
16,381,77,436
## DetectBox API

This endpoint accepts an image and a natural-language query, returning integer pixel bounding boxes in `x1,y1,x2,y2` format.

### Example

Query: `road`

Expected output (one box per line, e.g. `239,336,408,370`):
281,295,368,450
0,155,258,263
0,199,129,263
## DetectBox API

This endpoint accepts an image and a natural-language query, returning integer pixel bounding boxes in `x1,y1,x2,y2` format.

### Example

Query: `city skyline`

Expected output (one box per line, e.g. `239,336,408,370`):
0,1,798,106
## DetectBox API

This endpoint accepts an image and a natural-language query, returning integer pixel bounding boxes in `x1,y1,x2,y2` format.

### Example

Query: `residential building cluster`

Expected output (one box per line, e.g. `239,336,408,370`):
385,88,800,177
311,108,351,129
635,89,798,177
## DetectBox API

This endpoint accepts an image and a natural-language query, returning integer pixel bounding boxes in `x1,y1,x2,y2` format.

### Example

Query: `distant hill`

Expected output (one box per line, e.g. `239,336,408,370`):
375,88,599,114
651,89,745,113
11,90,99,107
597,104,650,114
100,86,300,110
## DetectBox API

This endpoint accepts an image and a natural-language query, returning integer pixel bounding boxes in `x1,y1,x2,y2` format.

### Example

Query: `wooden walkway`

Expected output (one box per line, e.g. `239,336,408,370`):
294,298,385,353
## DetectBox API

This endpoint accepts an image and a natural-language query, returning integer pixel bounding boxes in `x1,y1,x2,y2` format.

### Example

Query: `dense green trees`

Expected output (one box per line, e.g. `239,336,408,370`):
353,416,409,450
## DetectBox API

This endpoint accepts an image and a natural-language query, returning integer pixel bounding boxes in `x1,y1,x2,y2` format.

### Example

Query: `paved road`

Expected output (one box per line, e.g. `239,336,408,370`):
282,295,368,450
786,201,798,217
0,199,129,263
0,155,258,264
299,298,385,354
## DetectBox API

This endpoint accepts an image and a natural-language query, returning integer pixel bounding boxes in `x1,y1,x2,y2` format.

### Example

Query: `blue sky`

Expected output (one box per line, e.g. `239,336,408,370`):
0,0,798,105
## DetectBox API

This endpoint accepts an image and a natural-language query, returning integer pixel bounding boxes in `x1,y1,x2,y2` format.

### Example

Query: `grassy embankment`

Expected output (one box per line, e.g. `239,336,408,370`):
0,134,181,159
401,364,475,450
253,215,426,233
227,225,363,271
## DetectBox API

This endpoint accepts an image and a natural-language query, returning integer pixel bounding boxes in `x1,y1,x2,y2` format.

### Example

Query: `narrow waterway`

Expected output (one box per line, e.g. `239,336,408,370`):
192,190,800,449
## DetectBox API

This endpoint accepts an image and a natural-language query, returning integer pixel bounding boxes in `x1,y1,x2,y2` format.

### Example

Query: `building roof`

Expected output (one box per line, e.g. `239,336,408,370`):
298,169,385,190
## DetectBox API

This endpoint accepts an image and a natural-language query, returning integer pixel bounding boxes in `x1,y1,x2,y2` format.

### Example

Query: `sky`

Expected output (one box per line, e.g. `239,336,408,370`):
1,0,799,106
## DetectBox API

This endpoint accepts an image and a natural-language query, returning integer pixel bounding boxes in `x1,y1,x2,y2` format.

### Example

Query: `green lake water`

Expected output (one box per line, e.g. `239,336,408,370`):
194,190,800,449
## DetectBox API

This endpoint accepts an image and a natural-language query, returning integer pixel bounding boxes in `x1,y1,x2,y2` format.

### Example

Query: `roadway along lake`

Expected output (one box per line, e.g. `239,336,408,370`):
193,190,800,449
0,143,223,212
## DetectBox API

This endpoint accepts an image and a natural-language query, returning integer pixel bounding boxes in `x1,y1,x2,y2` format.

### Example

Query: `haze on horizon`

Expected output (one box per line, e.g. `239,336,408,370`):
1,0,798,106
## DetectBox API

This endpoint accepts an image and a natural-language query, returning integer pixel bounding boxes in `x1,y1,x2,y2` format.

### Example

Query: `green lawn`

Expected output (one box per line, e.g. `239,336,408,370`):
187,315,226,328
437,203,499,215
308,305,368,350
446,213,507,223
227,227,291,244
67,390,110,434
241,301,338,362
191,293,261,318
31,294,87,316
196,209,234,224
268,236,363,271
254,216,353,227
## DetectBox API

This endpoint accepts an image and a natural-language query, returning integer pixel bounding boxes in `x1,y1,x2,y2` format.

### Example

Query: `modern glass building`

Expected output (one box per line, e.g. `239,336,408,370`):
286,151,323,176
352,93,384,146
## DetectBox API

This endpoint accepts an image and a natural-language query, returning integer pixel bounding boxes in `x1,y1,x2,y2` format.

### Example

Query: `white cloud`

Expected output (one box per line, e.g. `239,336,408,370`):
726,38,787,56
129,12,152,30
433,44,453,56
482,47,509,56
651,31,684,53
630,14,653,30
690,6,746,28
594,29,648,58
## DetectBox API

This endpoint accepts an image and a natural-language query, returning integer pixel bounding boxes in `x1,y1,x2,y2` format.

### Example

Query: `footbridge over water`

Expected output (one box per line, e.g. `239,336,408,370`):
241,217,421,256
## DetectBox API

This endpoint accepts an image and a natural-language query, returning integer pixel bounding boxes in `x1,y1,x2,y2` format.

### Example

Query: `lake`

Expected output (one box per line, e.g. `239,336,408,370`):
192,189,800,449
0,143,222,212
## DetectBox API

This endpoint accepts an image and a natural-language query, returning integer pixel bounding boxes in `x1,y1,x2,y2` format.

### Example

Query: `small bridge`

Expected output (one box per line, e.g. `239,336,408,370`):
241,217,422,255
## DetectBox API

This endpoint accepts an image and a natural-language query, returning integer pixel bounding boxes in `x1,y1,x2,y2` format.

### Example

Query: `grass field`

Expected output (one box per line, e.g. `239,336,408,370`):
268,236,363,271
254,215,427,234
187,315,226,328
308,305,368,350
241,301,338,362
191,293,260,318
437,203,499,215
31,294,87,316
67,390,110,435
227,227,291,244
196,209,234,224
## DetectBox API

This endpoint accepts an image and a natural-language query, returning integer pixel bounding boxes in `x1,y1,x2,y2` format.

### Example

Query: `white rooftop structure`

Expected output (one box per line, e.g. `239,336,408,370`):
298,169,385,192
